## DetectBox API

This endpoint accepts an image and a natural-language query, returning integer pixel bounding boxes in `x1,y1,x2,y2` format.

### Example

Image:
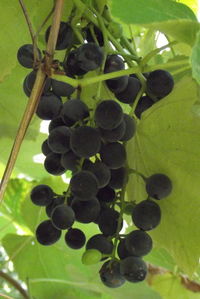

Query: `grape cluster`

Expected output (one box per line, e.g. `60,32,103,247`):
17,16,174,289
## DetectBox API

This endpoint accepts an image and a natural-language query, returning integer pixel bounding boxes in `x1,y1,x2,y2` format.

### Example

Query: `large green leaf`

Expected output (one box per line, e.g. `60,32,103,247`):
111,0,197,23
110,0,199,45
127,76,200,276
2,233,161,299
151,273,200,299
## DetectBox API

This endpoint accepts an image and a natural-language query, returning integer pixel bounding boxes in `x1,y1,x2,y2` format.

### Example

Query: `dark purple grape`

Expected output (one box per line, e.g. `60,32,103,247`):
99,120,126,142
51,204,75,230
45,22,74,50
36,93,63,120
95,100,123,130
146,69,174,99
98,208,122,236
117,238,132,260
77,43,103,72
17,44,41,68
84,161,111,188
30,184,54,206
23,71,51,97
65,228,86,249
70,126,101,158
125,230,152,257
46,196,65,218
134,96,154,119
100,142,126,169
120,114,136,141
63,49,87,77
51,79,75,97
106,76,129,94
86,234,113,255
115,77,141,104
120,256,147,282
36,220,61,245
44,153,66,176
104,55,125,73
97,186,116,203
146,173,172,200
61,151,79,172
70,170,98,200
109,167,127,189
47,126,71,154
132,199,161,231
99,260,125,288
41,139,52,156
61,99,89,126
48,116,67,132
71,198,100,223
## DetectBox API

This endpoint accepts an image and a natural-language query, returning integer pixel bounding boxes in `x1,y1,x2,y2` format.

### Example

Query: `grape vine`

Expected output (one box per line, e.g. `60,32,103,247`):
7,0,176,289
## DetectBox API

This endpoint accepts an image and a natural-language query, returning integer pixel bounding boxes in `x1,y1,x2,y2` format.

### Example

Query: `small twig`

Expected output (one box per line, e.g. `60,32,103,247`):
0,270,30,299
18,0,39,67
35,2,55,37
18,0,35,43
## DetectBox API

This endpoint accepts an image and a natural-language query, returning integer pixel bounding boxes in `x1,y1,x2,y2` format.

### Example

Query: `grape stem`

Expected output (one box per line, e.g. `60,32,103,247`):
52,66,139,87
111,142,129,259
129,168,147,181
140,40,178,67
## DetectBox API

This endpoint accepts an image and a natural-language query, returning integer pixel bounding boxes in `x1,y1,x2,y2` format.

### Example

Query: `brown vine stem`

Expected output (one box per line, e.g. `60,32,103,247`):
0,294,14,299
0,0,64,203
147,264,200,293
0,270,30,299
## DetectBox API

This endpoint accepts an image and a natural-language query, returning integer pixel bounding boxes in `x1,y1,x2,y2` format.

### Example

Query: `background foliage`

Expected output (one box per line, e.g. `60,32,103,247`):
0,0,200,298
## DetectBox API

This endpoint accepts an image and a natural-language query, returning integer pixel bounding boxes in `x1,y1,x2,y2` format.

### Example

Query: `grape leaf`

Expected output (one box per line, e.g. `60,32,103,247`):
127,76,200,276
2,233,161,299
151,273,200,299
111,0,197,23
179,0,198,14
110,0,199,45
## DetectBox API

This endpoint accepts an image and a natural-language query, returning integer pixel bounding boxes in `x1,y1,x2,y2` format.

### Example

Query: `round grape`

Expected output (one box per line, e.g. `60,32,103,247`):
17,44,41,68
120,256,147,282
65,228,86,249
95,100,123,130
132,199,161,231
51,204,75,230
99,260,125,288
70,126,101,158
71,197,100,223
70,170,98,200
146,173,172,200
36,220,61,246
100,142,126,169
47,126,71,154
125,230,153,257
30,184,54,206
146,69,174,99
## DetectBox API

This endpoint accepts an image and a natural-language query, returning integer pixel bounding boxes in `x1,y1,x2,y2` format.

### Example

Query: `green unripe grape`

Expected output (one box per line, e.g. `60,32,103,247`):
108,22,123,39
82,249,102,265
